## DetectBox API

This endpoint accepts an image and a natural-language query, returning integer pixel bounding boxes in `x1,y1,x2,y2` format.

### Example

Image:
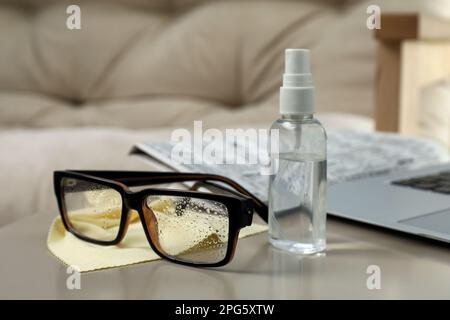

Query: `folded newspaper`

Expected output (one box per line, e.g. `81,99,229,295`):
130,129,449,203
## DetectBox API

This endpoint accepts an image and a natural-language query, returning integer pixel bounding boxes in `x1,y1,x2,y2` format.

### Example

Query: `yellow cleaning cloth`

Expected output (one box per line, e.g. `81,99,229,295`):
47,205,268,272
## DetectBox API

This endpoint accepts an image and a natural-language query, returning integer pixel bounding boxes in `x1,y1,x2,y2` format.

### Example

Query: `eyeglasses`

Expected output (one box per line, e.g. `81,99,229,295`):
53,171,267,267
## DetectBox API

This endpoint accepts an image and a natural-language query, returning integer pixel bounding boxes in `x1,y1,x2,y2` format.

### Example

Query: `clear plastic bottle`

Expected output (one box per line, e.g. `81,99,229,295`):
268,49,327,254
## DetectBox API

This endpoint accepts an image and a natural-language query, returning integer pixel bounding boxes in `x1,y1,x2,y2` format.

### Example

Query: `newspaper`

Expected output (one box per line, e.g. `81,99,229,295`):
131,129,449,203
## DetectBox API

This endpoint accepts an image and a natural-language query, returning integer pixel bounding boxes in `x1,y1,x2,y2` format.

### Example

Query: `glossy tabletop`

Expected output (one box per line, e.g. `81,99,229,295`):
0,211,449,299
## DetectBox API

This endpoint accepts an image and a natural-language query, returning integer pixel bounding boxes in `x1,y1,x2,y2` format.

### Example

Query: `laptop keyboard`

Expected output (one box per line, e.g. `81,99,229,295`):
392,171,450,194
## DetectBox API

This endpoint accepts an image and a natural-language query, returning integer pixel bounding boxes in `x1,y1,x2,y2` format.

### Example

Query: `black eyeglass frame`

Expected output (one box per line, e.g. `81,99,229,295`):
53,170,268,267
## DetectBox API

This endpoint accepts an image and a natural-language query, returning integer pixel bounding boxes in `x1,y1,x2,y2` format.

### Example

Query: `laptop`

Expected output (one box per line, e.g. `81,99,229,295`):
328,163,450,243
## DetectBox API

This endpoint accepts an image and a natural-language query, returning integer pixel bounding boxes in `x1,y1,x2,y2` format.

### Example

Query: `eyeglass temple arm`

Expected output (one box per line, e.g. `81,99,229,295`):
70,170,268,223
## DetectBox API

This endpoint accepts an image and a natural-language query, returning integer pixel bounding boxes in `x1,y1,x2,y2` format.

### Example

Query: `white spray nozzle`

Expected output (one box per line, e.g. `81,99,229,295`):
285,49,310,74
280,48,315,114
283,49,313,87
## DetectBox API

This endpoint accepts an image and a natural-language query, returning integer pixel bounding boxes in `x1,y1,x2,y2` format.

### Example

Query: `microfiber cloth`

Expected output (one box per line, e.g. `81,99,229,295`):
47,209,268,272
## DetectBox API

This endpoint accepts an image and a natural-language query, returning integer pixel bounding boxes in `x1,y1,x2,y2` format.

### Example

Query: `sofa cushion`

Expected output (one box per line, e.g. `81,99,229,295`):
0,1,331,104
0,0,380,127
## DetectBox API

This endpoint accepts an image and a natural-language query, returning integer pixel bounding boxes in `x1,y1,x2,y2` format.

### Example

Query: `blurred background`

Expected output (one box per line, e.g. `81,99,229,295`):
0,0,449,224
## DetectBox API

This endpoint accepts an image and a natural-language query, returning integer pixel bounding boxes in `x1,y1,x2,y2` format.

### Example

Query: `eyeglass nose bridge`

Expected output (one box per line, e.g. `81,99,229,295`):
123,191,142,211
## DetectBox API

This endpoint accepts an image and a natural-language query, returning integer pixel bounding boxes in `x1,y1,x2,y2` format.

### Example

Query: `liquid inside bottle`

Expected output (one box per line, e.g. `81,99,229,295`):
269,152,327,254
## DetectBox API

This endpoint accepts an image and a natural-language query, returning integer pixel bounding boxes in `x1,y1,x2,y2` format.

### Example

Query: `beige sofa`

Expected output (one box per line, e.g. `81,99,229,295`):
0,0,428,225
